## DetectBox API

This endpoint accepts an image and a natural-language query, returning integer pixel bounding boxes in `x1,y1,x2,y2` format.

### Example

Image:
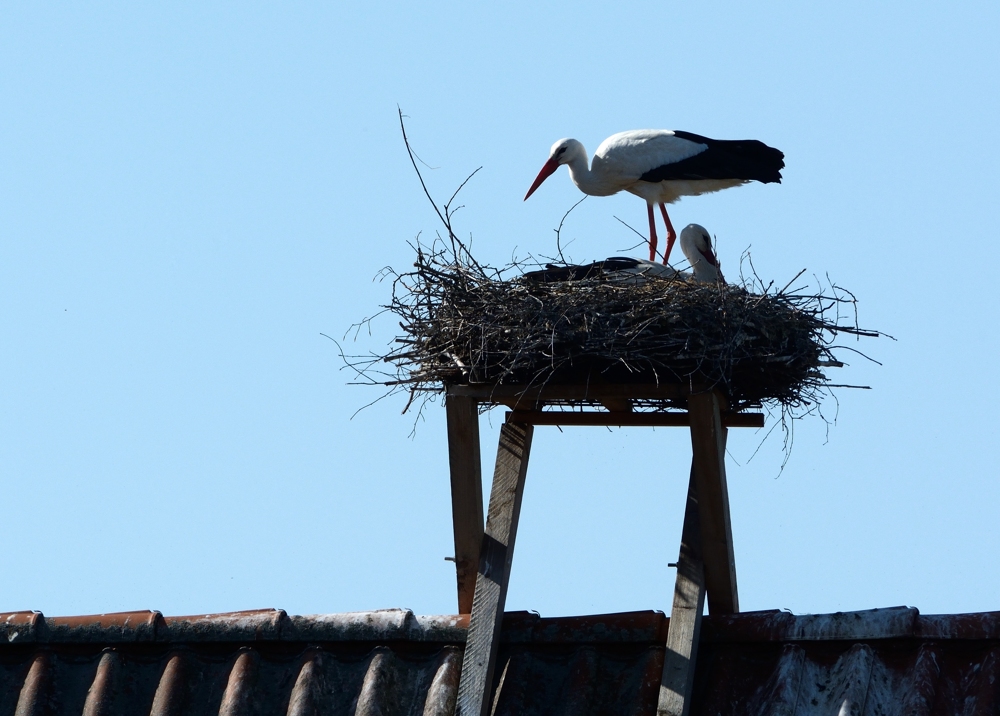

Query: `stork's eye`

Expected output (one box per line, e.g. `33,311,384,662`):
556,146,567,156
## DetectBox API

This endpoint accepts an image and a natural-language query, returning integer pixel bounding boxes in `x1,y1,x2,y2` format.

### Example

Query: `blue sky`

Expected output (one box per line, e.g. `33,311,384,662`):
2,2,999,619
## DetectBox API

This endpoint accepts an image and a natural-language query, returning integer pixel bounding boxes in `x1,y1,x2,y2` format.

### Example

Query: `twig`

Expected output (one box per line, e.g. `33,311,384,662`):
777,269,807,295
397,107,484,273
555,196,587,264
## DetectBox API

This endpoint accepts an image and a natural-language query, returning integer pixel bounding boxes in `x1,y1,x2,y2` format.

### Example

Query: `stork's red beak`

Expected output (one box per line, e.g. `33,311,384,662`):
700,245,719,268
523,158,559,200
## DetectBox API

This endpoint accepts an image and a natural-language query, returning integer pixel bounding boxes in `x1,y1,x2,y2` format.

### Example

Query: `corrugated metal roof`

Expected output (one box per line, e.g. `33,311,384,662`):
698,607,1000,715
1,606,999,714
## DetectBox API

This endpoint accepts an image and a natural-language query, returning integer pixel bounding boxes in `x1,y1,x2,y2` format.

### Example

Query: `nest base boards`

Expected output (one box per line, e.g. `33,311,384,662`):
446,383,760,716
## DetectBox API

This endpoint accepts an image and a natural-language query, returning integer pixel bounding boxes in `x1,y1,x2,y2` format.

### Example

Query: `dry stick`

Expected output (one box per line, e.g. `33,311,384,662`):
554,196,588,264
742,250,767,292
443,167,483,263
444,168,483,216
398,110,449,238
777,268,808,296
613,216,655,256
829,345,883,365
397,107,484,274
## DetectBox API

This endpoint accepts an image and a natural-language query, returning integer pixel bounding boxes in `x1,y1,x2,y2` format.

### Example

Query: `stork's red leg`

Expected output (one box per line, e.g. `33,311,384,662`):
658,203,677,264
647,204,658,262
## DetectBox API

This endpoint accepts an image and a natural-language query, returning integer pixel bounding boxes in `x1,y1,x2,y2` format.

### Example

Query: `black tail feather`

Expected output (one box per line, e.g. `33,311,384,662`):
640,131,785,184
523,257,643,283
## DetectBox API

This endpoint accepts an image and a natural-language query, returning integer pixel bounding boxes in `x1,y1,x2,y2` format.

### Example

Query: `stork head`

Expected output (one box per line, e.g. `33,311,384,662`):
524,138,584,200
679,224,724,283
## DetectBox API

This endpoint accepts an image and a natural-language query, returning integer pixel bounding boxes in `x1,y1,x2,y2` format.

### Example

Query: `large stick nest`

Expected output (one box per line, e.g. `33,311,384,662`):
346,110,882,417
359,240,879,413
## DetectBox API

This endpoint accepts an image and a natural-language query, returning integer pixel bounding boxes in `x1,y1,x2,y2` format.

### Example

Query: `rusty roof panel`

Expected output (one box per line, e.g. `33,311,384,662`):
287,610,469,643
160,608,290,642
0,609,670,645
2,607,1000,714
694,637,1000,715
0,611,42,644
491,643,664,715
703,606,1000,643
702,605,922,642
47,610,165,643
917,610,1000,639
498,610,669,644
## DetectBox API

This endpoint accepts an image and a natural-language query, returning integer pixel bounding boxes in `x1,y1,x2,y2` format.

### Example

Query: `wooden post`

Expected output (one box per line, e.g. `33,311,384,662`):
687,391,738,614
446,395,484,615
455,421,533,716
658,463,709,715
443,383,750,714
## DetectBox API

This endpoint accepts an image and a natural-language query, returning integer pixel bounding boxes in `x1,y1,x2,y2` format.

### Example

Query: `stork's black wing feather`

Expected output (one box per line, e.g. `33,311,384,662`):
639,131,785,184
522,258,643,283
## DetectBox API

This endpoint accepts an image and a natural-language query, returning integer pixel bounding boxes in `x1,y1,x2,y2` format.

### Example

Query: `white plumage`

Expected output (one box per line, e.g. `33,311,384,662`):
678,223,723,283
524,224,724,285
608,224,723,284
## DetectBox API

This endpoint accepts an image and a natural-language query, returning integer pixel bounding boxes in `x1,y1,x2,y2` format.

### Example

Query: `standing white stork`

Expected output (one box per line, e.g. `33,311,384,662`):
523,130,783,264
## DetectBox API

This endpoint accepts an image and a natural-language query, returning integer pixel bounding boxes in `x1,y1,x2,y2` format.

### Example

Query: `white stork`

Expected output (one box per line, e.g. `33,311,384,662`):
678,223,723,283
608,224,724,283
523,130,783,264
523,224,724,285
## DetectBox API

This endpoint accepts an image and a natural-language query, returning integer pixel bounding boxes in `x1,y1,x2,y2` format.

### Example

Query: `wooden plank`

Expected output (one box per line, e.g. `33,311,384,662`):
455,421,533,716
599,397,634,413
687,391,739,615
506,410,764,429
659,468,707,716
446,395,484,615
447,382,686,406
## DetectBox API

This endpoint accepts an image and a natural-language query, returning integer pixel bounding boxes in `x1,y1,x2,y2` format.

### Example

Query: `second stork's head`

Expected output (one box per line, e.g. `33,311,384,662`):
524,138,586,200
679,224,724,283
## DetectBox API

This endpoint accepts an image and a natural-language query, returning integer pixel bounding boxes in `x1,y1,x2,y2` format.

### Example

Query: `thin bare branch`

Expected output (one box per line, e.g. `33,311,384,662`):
554,196,587,264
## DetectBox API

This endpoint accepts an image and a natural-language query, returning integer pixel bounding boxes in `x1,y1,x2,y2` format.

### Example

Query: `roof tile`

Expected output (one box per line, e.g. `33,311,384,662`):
2,606,1000,713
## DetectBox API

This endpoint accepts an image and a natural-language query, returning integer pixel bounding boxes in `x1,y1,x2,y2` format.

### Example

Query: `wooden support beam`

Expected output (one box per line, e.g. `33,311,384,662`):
506,410,763,429
687,391,739,615
448,382,685,406
455,421,533,716
446,395,484,615
599,397,633,413
658,457,710,715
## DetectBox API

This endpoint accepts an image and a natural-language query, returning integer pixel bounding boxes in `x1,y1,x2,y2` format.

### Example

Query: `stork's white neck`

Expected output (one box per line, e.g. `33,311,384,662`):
687,254,722,283
679,230,723,283
564,146,619,197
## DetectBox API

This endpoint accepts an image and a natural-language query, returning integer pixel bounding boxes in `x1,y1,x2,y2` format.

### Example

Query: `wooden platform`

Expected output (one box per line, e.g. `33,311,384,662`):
445,382,758,716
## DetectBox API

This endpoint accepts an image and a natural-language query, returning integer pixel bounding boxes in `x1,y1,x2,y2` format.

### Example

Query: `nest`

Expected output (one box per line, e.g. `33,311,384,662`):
351,240,880,414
